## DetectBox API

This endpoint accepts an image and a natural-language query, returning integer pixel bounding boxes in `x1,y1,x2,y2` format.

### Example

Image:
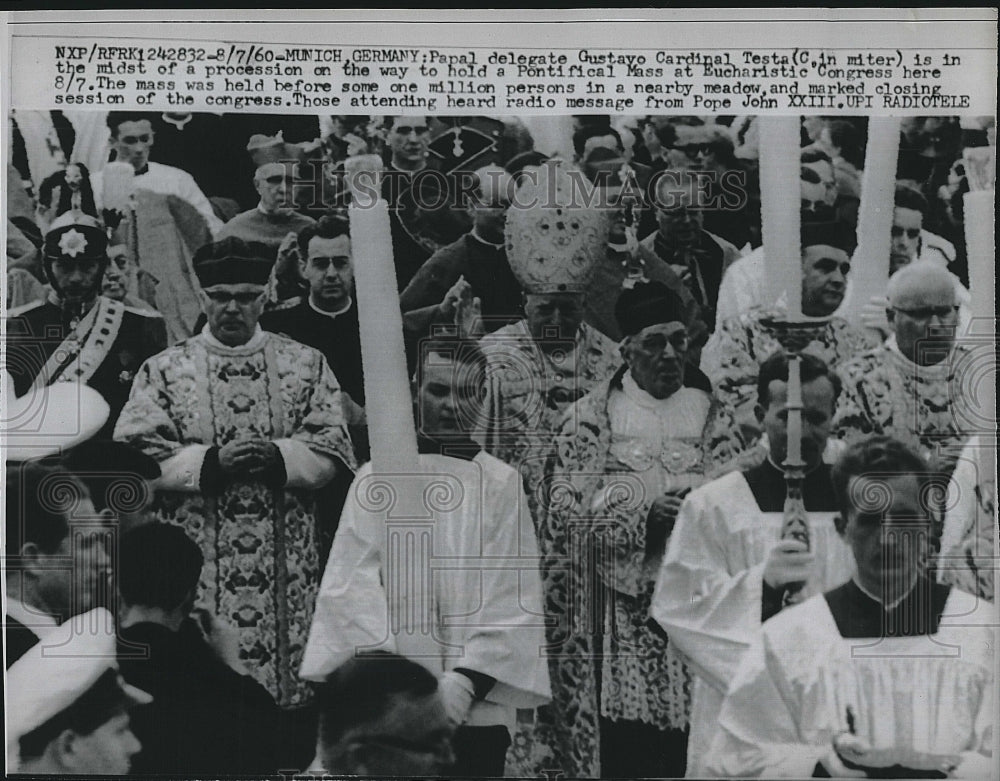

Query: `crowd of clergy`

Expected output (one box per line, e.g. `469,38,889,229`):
3,109,996,778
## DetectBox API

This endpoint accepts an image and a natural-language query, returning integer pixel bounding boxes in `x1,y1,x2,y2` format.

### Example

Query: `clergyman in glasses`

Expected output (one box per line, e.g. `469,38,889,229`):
114,237,357,741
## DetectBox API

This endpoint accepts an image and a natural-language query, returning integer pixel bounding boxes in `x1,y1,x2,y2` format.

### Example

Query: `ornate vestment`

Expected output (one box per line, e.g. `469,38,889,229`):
510,369,749,778
834,337,980,474
114,328,356,706
700,306,879,431
481,319,620,490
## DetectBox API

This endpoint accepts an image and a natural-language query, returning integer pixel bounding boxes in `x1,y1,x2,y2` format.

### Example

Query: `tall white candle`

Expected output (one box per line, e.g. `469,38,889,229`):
841,117,900,324
758,117,803,316
345,155,419,470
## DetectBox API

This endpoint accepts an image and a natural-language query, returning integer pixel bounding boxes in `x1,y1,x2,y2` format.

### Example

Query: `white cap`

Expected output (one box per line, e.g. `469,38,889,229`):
6,608,152,769
2,372,110,461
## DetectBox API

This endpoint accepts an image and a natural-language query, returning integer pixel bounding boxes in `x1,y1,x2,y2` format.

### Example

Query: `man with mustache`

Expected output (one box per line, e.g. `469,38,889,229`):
652,351,855,778
706,437,994,779
702,220,878,438
5,212,167,439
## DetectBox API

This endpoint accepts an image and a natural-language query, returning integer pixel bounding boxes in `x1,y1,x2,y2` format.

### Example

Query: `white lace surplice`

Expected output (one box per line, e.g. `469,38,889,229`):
707,590,995,778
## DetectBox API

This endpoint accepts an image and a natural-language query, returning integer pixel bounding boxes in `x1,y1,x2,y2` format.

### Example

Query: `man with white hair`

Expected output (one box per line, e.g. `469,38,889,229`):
835,261,975,473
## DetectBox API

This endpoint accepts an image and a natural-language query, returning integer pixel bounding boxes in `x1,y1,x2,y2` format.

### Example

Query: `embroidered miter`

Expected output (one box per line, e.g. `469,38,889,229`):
504,160,611,294
193,236,273,288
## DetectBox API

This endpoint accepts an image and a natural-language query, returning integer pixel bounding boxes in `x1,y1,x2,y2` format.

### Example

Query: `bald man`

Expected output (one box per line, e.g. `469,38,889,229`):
400,165,522,337
835,261,975,473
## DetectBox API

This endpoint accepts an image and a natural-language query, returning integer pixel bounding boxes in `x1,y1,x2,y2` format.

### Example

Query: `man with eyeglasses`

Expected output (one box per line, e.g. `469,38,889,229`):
114,236,357,767
217,161,316,252
5,212,167,439
835,261,975,477
91,111,223,237
846,182,968,337
521,280,748,778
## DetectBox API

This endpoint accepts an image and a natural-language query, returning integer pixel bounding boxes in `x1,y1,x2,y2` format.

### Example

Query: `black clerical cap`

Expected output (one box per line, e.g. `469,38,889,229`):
801,220,856,256
193,237,273,288
615,280,689,337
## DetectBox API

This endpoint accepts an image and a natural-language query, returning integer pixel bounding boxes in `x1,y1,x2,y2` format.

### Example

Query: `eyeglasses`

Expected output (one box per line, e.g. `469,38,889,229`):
891,305,959,321
891,226,921,239
120,134,152,145
801,198,827,212
204,290,265,305
393,125,429,136
671,143,716,158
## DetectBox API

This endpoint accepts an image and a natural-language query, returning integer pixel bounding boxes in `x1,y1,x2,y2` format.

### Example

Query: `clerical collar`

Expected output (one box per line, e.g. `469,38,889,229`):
308,296,353,319
134,164,149,176
201,323,268,352
470,228,504,250
160,113,192,130
851,575,916,611
416,434,480,461
622,370,688,411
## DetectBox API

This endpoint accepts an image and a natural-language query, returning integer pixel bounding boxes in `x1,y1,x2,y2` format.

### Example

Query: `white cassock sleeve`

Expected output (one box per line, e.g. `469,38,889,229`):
705,631,829,778
299,466,392,681
651,477,767,694
452,459,551,710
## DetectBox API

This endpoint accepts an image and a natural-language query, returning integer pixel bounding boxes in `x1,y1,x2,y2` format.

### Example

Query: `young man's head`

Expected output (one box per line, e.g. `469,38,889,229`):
386,117,431,172
107,112,155,173
118,523,204,620
832,436,941,603
891,182,929,274
800,221,856,317
5,463,110,621
297,215,354,312
414,337,487,442
756,352,841,469
886,261,958,366
316,651,454,776
10,609,150,775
